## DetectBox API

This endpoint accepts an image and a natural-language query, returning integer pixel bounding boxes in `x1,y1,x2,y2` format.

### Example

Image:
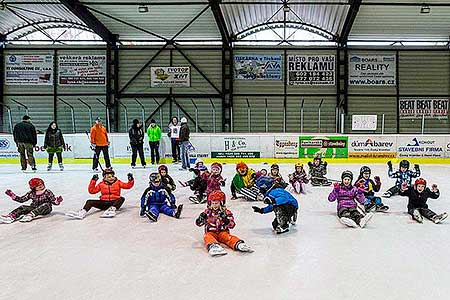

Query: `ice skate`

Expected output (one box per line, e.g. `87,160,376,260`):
310,180,321,187
100,207,116,218
412,209,423,223
432,212,447,224
189,196,201,204
236,241,254,253
382,191,392,198
145,210,158,222
275,225,289,234
321,180,332,186
339,217,358,228
364,202,376,213
47,163,52,171
19,213,34,222
208,243,227,257
375,204,389,212
65,209,87,220
174,204,183,219
0,214,16,224
293,181,301,194
359,212,374,228
290,211,298,226
59,163,64,171
178,180,188,188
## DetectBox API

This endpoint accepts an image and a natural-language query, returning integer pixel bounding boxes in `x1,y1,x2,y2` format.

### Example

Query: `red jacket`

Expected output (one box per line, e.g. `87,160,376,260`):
88,178,134,201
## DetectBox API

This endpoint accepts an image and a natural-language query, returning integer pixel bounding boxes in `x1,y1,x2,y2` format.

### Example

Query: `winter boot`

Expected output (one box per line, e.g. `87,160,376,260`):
311,179,321,186
293,181,302,194
236,241,254,253
359,212,374,228
412,209,423,223
0,214,16,224
65,209,87,220
208,243,227,257
19,213,35,222
145,210,158,222
432,212,448,224
100,207,116,218
174,204,183,219
275,224,289,234
375,204,389,212
47,163,52,171
382,191,392,198
59,163,64,171
339,217,359,228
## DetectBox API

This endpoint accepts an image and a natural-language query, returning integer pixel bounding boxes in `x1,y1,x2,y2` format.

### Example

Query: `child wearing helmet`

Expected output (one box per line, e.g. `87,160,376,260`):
140,172,183,222
356,166,389,212
158,165,176,193
231,161,259,201
269,164,288,189
383,160,420,198
179,164,209,204
255,168,268,179
2,178,63,223
307,156,331,186
328,171,374,228
65,168,134,220
289,162,309,194
252,176,298,234
195,190,253,256
399,178,447,224
206,162,226,196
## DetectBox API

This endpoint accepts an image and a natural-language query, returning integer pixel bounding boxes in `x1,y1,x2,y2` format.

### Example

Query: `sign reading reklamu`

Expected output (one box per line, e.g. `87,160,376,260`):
287,55,335,85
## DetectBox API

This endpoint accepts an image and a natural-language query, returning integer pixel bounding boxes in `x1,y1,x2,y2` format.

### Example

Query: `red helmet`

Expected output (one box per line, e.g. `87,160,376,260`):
29,178,44,190
211,162,222,172
158,165,168,173
415,178,427,186
236,162,248,171
102,168,115,177
207,190,226,207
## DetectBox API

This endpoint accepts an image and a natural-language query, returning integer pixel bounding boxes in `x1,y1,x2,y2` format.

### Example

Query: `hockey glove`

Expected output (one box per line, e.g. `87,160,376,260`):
196,212,207,226
92,174,99,181
414,164,420,171
55,196,63,205
387,161,392,169
252,206,264,214
127,173,134,181
5,189,17,199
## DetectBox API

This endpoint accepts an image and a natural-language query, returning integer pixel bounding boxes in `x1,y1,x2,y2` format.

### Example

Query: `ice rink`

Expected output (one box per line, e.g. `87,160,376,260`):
0,162,449,300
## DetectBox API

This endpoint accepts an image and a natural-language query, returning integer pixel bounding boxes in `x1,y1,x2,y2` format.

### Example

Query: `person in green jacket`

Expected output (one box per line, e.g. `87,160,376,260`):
147,119,162,164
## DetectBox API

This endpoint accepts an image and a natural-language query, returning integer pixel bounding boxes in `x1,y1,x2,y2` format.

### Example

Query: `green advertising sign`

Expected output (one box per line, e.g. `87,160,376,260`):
298,136,348,158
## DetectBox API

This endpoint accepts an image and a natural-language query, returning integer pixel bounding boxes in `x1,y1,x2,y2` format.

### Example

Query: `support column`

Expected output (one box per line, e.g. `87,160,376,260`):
0,34,5,133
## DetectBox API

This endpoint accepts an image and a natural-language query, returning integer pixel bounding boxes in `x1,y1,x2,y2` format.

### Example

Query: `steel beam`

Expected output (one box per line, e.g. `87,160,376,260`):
338,0,362,44
209,0,232,47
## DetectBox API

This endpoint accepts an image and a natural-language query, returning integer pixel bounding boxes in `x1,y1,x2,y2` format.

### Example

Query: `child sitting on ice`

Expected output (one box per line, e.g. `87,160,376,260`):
256,168,268,179
252,176,298,234
288,162,309,194
231,162,259,201
65,168,134,219
180,165,208,204
140,173,183,222
206,162,226,196
356,166,388,212
328,170,374,228
269,164,288,189
308,156,331,186
383,160,420,198
195,190,253,256
1,178,63,223
158,165,176,193
399,178,447,224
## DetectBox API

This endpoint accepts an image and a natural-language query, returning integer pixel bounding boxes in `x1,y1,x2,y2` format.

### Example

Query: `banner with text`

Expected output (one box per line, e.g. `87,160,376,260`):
299,136,348,158
5,54,53,85
349,54,396,86
234,54,282,80
399,98,449,119
150,67,190,87
274,137,299,158
397,136,445,158
287,55,335,85
58,55,106,85
348,136,396,158
211,136,261,158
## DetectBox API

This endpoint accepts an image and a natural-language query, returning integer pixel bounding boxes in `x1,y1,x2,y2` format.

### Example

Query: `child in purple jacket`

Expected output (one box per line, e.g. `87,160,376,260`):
328,170,374,228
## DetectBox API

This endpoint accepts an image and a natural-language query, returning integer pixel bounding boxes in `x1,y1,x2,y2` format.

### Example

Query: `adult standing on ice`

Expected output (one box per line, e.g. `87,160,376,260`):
44,121,65,171
129,119,146,168
147,118,162,165
13,115,37,171
167,116,181,164
179,117,190,170
90,117,111,171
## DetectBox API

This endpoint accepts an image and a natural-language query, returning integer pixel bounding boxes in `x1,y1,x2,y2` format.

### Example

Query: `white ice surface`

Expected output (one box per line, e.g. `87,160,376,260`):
0,163,449,300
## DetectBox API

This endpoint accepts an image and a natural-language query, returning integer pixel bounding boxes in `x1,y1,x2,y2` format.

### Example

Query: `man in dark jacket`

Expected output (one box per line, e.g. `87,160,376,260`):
13,115,37,171
128,119,146,168
179,117,190,170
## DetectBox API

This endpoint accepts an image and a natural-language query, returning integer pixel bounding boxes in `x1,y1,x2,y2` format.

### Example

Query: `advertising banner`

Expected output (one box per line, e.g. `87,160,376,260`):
299,136,348,158
150,67,190,87
211,136,260,158
348,136,396,158
287,55,335,85
397,136,445,158
351,115,378,131
274,136,299,158
0,135,75,159
399,98,449,119
234,54,282,80
5,54,53,85
58,55,106,85
348,54,396,85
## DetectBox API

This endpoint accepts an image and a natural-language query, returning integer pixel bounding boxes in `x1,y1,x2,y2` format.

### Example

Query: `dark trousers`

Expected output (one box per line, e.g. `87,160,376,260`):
83,197,125,212
92,146,111,169
10,203,52,218
230,183,259,201
17,142,35,170
386,185,400,196
49,152,63,164
338,207,363,225
408,208,437,220
171,139,180,162
272,205,297,229
149,141,160,164
131,143,146,166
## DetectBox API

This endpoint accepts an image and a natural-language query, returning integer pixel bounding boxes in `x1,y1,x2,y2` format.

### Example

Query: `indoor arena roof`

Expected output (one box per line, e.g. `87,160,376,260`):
1,0,450,44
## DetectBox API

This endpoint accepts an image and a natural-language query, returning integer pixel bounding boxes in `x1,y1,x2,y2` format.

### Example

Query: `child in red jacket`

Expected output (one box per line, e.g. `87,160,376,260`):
205,162,226,196
66,168,134,219
195,190,253,256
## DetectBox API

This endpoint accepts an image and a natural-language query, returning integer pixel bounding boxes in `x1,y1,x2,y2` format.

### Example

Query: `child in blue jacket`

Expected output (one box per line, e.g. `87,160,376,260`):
140,173,183,222
252,176,298,234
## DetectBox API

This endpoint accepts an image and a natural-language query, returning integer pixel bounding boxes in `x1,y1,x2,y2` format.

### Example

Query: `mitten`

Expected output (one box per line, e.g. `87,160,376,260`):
55,196,63,205
333,182,340,192
401,181,408,191
127,173,134,181
374,176,381,185
92,174,99,181
5,189,17,199
387,161,392,169
414,164,420,170
220,212,230,225
252,206,263,214
90,144,96,151
431,184,438,192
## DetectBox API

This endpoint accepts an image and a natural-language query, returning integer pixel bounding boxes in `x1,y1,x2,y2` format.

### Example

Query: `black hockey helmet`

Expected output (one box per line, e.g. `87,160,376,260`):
102,168,115,177
341,170,353,182
360,166,371,175
271,164,279,170
399,160,410,169
149,172,161,183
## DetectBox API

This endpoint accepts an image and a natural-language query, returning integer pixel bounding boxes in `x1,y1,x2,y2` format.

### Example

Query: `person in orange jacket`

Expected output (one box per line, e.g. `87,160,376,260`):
90,117,111,171
195,190,253,257
65,168,134,219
